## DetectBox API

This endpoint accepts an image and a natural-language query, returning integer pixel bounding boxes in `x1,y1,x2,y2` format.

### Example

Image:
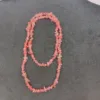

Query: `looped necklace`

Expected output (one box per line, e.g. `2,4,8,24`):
21,12,63,93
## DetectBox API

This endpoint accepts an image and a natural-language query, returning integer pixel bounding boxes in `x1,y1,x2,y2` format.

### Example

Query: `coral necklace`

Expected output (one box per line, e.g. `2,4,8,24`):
21,12,63,93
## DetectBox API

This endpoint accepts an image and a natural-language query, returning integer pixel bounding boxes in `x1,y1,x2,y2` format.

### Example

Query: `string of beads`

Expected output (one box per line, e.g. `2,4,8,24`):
21,12,63,93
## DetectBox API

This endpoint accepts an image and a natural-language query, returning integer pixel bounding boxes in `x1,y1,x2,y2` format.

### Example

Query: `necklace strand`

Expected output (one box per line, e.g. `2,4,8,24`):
21,12,63,93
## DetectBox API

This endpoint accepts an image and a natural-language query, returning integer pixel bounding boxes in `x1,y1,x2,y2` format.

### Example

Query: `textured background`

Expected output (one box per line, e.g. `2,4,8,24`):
0,0,100,100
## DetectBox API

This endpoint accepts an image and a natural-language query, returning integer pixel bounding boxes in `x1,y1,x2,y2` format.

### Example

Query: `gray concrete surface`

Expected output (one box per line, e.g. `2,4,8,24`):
0,0,100,100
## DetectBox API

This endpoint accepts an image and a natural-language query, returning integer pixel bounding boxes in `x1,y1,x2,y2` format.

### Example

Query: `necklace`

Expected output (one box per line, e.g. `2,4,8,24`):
21,12,63,93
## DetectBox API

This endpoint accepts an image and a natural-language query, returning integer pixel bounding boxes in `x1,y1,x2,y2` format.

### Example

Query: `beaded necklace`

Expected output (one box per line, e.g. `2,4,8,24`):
21,12,63,93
